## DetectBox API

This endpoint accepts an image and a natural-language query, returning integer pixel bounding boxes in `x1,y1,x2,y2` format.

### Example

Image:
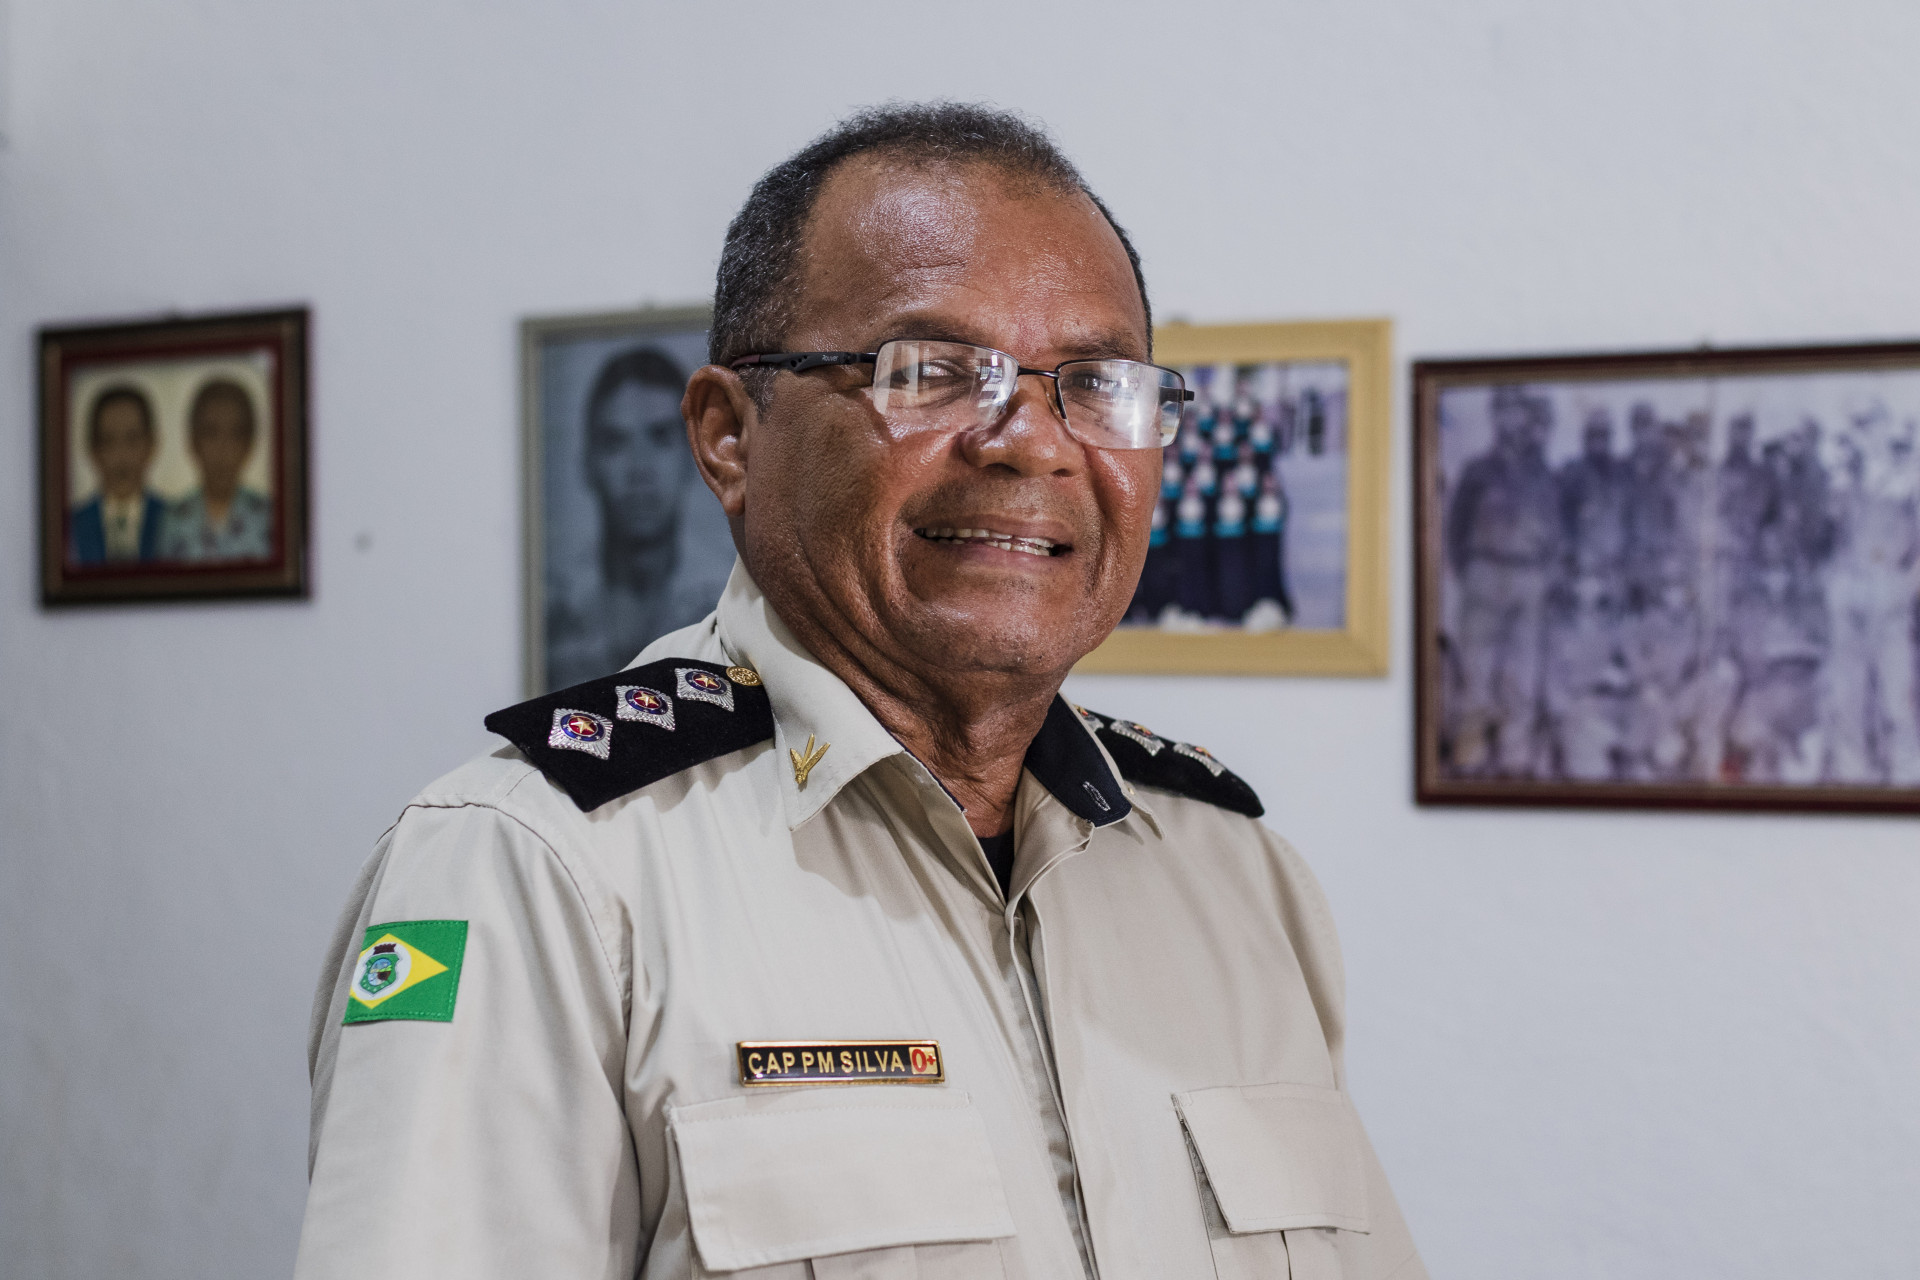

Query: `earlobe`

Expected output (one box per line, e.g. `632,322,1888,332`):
683,366,755,518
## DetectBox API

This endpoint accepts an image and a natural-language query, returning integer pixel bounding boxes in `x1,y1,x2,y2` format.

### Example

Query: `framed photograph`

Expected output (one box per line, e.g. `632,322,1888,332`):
38,307,309,604
1414,340,1920,812
1076,318,1391,676
521,306,734,695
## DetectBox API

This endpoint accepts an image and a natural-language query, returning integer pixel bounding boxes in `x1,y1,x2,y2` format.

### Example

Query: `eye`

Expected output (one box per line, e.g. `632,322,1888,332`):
885,359,973,389
1063,368,1136,399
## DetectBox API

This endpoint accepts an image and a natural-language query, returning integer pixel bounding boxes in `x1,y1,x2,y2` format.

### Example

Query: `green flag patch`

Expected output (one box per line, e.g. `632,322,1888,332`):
343,919,468,1024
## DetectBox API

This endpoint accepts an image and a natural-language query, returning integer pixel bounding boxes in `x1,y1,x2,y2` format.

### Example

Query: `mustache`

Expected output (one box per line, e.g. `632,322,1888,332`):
900,479,1090,531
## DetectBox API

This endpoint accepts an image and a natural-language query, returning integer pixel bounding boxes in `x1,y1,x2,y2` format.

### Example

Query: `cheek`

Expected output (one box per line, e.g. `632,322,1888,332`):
754,402,904,540
1097,453,1162,548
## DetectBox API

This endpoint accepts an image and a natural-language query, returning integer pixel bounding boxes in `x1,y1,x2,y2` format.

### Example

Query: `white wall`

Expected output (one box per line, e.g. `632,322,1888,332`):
3,3,1917,1276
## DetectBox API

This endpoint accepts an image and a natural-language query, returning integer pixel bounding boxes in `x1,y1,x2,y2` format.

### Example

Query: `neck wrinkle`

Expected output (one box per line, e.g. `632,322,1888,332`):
765,594,1068,840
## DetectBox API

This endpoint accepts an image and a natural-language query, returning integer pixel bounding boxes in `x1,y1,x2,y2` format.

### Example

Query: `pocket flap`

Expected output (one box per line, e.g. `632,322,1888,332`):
1176,1081,1371,1235
670,1087,1016,1271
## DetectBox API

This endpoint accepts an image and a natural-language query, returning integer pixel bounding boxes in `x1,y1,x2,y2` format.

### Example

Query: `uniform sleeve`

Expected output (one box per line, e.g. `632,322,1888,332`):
1262,827,1430,1280
294,800,638,1280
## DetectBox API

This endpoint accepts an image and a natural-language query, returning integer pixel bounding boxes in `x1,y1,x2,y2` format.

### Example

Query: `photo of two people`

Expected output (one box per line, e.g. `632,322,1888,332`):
39,308,309,603
68,369,275,567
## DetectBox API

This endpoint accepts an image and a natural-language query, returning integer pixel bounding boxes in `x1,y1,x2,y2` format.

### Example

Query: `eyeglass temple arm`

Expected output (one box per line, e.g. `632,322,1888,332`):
729,352,876,373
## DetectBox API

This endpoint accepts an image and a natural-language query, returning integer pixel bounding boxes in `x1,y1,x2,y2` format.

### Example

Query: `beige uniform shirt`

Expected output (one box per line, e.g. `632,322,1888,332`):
296,564,1425,1280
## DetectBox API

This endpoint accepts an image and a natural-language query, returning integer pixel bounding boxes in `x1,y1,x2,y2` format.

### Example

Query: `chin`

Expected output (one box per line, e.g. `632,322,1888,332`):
899,601,1084,677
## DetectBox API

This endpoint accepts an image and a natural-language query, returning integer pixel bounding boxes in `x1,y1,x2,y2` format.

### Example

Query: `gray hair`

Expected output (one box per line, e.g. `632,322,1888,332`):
708,102,1152,393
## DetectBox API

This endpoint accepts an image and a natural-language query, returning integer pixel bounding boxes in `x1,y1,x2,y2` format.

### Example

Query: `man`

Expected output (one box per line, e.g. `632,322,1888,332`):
297,104,1424,1280
1443,385,1560,775
69,384,165,564
158,377,274,560
545,346,730,689
1820,401,1920,784
1542,408,1631,780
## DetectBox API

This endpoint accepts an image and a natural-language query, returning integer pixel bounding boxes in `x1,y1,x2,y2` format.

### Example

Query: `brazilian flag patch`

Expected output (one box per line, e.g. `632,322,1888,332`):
343,920,468,1024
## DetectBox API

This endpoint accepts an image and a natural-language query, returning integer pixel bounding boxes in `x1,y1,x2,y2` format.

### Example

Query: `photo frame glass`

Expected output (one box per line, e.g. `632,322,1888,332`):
1416,343,1920,811
39,309,309,603
1079,319,1391,676
523,308,732,694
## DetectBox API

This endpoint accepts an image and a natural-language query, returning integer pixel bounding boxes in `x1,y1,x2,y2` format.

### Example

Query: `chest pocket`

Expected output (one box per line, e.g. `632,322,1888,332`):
1175,1081,1371,1280
669,1087,1014,1279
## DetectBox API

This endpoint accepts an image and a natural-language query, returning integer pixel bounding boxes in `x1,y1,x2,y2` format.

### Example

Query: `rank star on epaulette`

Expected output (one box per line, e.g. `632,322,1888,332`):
549,708,613,758
1174,740,1226,776
616,685,675,730
1108,719,1163,754
676,666,735,711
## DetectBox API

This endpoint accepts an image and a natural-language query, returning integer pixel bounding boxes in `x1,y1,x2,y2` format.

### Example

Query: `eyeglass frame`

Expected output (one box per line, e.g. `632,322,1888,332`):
728,340,1193,449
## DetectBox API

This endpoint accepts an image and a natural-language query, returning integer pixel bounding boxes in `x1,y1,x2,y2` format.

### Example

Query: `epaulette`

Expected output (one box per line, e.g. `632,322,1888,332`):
1072,706,1264,819
484,658,773,812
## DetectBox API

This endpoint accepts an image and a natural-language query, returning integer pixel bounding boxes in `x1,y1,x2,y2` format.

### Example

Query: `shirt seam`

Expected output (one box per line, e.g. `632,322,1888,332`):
396,792,629,1011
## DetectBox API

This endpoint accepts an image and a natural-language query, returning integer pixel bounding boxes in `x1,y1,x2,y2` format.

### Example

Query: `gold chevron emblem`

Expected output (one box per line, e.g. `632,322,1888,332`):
789,734,830,787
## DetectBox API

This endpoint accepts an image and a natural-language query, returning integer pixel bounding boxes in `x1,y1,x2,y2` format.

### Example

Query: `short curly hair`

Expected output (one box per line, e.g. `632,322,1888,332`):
708,102,1152,383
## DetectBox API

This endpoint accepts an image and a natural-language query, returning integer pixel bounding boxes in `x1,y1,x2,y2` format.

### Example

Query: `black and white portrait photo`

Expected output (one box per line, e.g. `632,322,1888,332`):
1416,344,1920,811
522,308,733,694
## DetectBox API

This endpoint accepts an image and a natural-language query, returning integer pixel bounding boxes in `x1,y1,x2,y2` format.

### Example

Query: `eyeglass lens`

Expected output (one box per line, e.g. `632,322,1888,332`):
866,340,1183,450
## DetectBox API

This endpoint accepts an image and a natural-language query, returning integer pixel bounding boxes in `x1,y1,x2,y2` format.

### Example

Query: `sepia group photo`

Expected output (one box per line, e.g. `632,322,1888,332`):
1417,345,1920,808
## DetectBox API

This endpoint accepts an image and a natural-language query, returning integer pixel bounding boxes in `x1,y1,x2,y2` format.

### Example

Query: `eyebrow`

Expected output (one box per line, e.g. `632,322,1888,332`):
871,316,1150,364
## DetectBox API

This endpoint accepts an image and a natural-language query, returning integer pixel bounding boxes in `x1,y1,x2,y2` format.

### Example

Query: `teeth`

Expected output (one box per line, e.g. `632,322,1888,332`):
917,527,1062,557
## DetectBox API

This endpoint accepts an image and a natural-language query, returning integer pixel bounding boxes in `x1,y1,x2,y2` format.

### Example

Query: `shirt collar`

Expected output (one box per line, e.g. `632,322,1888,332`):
711,558,1145,835
713,561,908,829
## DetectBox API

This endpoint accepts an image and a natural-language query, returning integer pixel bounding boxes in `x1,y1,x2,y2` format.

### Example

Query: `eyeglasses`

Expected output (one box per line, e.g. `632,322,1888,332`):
730,339,1191,451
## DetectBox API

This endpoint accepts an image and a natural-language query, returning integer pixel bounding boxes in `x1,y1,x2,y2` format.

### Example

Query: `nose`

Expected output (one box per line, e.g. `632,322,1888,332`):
957,372,1081,476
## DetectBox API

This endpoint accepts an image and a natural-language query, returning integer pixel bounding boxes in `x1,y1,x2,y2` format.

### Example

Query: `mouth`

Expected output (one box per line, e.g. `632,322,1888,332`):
913,526,1070,558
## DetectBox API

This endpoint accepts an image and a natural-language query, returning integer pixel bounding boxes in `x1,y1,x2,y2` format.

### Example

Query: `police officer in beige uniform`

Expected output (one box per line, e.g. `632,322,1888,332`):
296,104,1426,1280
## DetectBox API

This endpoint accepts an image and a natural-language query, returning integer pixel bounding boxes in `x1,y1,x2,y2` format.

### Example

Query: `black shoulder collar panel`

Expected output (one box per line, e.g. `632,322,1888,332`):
1024,697,1133,827
1073,706,1265,819
484,658,773,812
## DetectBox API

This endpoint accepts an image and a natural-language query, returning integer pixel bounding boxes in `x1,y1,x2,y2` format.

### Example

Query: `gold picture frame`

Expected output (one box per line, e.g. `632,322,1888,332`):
1076,318,1392,676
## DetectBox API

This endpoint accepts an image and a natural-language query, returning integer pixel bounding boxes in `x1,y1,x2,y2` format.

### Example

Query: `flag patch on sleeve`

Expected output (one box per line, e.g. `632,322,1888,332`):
343,920,468,1024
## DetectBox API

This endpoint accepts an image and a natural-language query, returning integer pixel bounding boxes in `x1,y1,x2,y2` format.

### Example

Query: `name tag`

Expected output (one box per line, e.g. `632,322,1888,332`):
737,1040,944,1086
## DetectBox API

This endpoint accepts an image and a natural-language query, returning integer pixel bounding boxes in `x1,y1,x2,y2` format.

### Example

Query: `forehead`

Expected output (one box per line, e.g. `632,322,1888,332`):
791,156,1147,357
596,379,682,419
98,397,149,426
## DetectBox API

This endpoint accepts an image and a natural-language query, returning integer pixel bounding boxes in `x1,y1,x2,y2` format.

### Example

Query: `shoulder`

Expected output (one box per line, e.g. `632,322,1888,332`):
1071,705,1264,818
483,657,772,813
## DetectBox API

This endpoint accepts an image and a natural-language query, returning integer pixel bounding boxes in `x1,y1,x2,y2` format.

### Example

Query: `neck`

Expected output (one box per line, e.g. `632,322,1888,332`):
202,482,238,525
774,605,1063,839
603,528,678,593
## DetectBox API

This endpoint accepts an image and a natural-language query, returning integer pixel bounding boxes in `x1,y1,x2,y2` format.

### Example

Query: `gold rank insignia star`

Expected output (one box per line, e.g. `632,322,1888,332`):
790,733,830,786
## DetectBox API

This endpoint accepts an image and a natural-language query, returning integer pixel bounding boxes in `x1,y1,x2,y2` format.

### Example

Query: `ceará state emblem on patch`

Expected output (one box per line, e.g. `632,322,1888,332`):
358,942,404,998
344,920,469,1024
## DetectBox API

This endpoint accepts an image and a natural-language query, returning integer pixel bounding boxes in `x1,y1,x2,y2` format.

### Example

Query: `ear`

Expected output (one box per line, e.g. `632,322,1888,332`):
683,365,756,519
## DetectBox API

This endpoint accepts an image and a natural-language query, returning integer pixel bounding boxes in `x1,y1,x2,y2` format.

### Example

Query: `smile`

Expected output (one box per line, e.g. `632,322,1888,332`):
914,527,1066,557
